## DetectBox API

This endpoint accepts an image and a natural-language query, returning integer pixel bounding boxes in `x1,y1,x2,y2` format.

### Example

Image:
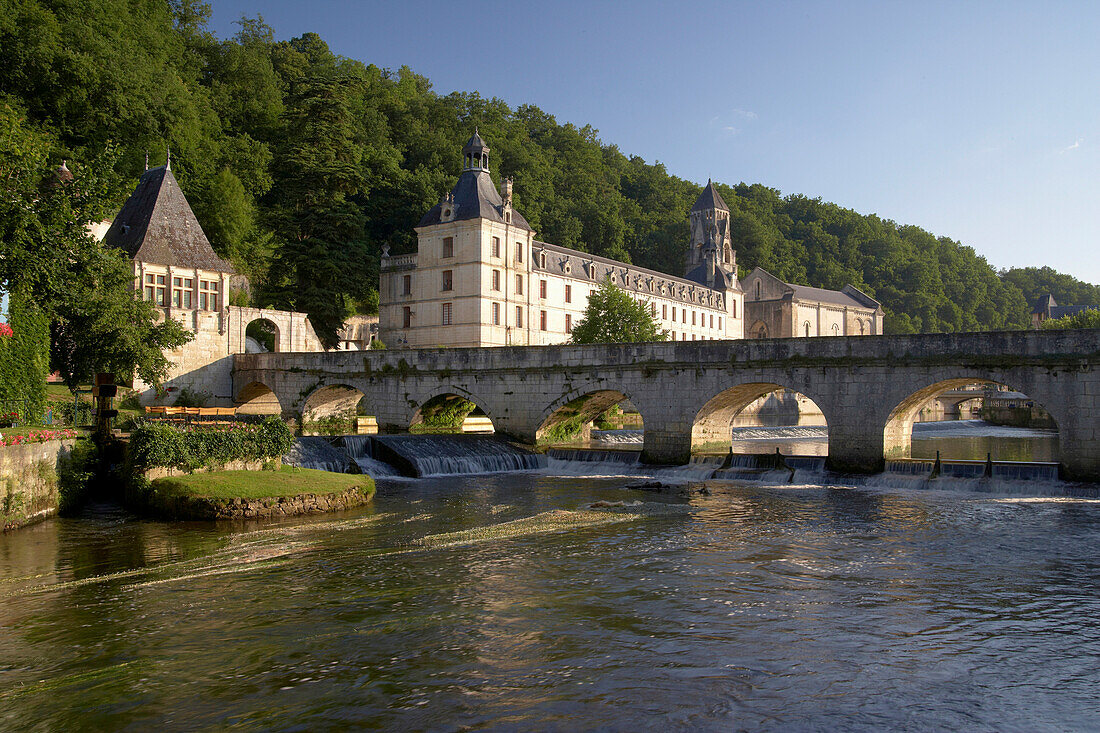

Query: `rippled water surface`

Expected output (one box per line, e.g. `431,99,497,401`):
3,468,1100,730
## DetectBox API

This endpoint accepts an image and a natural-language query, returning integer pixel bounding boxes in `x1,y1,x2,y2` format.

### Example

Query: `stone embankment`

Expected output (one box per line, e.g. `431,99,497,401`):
136,485,372,521
1,439,76,531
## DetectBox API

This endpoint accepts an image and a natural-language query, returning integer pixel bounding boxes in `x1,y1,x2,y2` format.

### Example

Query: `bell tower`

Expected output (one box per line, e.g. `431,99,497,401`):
687,180,736,286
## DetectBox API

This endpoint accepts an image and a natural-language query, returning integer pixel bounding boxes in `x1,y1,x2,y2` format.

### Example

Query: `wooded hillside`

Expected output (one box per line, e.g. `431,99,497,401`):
2,0,1094,341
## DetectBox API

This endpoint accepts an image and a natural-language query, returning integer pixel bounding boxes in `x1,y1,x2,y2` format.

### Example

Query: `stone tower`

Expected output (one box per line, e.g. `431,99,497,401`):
686,180,737,291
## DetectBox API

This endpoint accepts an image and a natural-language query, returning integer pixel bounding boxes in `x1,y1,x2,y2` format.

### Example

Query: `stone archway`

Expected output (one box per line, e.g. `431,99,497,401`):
235,381,282,415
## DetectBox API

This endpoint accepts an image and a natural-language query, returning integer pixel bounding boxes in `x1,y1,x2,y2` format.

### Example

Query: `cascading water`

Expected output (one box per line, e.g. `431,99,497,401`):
342,435,400,477
283,437,351,472
372,435,546,477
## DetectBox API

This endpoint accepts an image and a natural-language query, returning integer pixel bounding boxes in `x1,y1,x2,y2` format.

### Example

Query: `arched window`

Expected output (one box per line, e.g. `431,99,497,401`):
755,281,761,300
859,320,866,335
832,323,840,336
804,321,811,337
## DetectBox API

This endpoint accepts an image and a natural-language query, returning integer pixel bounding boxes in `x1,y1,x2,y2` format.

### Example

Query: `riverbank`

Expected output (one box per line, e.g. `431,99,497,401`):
136,466,374,520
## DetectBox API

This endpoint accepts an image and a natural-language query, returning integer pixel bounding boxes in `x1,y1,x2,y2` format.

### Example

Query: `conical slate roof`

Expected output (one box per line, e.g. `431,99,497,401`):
462,129,489,154
691,179,729,212
417,168,533,231
103,166,234,272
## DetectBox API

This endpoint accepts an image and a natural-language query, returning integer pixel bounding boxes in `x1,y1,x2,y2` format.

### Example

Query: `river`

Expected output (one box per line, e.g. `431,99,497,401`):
1,422,1097,730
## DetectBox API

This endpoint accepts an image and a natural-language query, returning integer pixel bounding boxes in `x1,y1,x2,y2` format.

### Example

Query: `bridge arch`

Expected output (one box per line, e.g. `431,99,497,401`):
537,388,642,445
690,382,830,453
883,377,1061,461
301,383,368,431
407,387,496,433
235,380,282,415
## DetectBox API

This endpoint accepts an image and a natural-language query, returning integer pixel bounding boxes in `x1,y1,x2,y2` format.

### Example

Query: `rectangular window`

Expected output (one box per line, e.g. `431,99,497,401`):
402,275,411,295
515,242,523,263
539,251,546,268
671,331,676,340
516,306,523,328
441,302,452,325
651,302,657,316
402,307,411,328
672,307,677,322
202,280,219,311
662,304,667,320
515,275,523,295
492,302,500,325
682,333,686,341
441,269,453,291
145,286,155,301
718,317,723,330
566,313,572,332
492,269,501,291
709,313,714,329
692,311,697,326
732,300,737,318
539,280,547,299
565,284,572,303
540,310,547,330
492,236,501,258
442,237,454,258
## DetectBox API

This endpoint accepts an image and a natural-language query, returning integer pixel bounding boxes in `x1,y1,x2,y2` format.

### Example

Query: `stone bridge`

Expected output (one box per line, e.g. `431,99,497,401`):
232,329,1100,481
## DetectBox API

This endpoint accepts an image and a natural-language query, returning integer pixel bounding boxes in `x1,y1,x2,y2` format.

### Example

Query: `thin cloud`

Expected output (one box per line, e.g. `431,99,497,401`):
723,125,739,134
731,108,758,120
1061,138,1083,153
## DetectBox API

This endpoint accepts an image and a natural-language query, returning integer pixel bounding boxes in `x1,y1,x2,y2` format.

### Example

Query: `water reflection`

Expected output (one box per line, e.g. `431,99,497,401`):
0,450,1095,729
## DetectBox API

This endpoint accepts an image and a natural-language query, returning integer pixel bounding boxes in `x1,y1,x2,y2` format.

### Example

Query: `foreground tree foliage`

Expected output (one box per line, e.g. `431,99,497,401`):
0,98,189,391
570,279,667,344
1,0,1094,343
1039,308,1100,331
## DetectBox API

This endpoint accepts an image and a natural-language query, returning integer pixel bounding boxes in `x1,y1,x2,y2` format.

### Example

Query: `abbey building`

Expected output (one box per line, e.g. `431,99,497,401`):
379,132,882,348
379,133,745,347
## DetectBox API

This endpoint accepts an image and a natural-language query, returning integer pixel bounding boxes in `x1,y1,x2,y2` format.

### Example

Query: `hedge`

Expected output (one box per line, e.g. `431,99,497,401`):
0,289,49,421
129,416,294,472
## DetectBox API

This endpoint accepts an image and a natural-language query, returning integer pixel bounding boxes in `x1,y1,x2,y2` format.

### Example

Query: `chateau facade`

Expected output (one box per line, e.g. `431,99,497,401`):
379,133,745,348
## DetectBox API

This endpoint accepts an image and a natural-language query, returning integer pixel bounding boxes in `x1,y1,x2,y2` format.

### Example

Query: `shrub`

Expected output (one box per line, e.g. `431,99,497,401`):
128,416,294,472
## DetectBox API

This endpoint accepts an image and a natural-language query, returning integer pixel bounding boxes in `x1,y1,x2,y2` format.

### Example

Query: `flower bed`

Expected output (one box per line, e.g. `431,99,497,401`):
1,428,78,447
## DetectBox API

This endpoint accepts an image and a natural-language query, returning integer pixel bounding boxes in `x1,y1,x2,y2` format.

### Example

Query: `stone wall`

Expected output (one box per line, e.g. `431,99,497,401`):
135,485,372,521
0,439,76,531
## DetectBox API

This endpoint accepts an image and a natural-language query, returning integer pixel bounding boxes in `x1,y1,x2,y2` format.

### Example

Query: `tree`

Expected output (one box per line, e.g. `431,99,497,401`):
50,249,192,389
570,278,667,344
1039,308,1100,331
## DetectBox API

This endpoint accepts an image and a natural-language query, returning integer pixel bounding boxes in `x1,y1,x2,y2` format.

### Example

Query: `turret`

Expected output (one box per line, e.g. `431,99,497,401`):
462,128,490,172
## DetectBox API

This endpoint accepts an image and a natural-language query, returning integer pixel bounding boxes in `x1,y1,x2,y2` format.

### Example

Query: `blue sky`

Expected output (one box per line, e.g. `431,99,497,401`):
209,1,1100,285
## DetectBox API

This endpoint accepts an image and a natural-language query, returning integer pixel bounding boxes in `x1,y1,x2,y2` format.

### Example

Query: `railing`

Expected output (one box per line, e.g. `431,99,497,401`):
381,254,417,270
1,397,93,429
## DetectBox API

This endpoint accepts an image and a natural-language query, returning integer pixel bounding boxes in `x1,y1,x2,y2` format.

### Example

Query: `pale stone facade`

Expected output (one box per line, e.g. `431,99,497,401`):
742,267,883,339
379,133,744,347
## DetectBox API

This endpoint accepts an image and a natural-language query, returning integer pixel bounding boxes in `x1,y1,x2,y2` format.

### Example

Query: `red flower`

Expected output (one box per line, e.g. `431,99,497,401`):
0,323,13,338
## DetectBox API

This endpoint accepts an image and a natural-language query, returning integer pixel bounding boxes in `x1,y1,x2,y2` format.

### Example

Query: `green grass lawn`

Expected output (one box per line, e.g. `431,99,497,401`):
151,466,375,500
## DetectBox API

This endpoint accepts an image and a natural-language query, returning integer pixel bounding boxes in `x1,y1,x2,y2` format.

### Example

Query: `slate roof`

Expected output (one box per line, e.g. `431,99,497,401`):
1049,304,1095,319
789,283,881,310
748,267,881,311
417,169,533,231
462,129,489,154
103,166,234,272
534,241,735,306
1032,293,1058,313
691,180,730,212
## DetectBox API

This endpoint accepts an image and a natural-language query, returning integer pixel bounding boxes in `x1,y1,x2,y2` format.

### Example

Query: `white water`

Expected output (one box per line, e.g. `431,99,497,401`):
283,437,349,472
342,435,400,477
911,419,1057,439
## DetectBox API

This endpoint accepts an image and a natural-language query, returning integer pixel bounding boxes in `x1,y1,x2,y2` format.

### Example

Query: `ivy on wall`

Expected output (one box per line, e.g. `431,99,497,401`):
0,289,49,420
